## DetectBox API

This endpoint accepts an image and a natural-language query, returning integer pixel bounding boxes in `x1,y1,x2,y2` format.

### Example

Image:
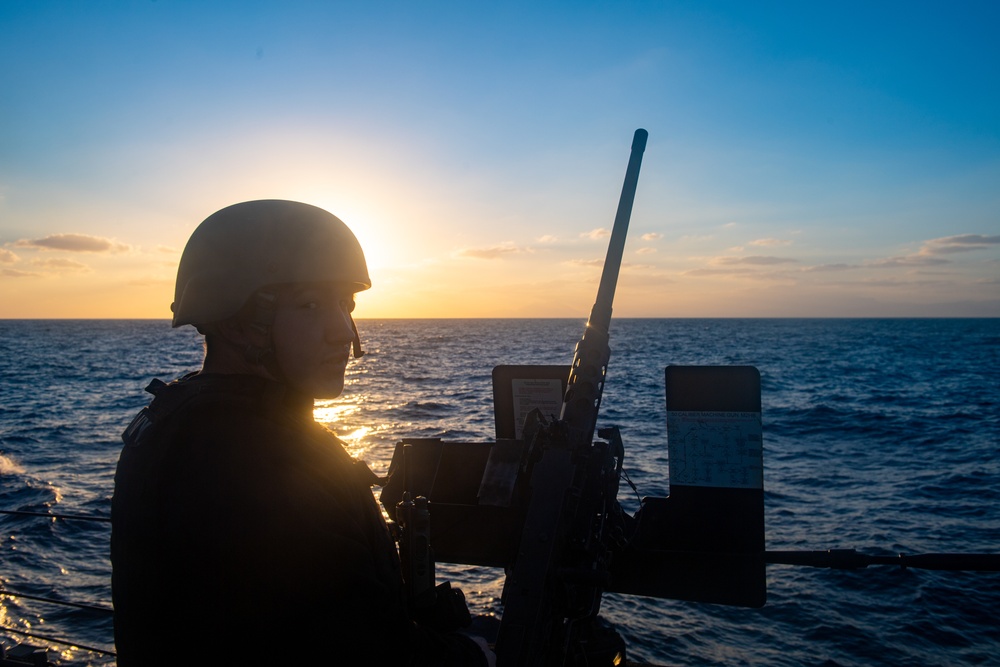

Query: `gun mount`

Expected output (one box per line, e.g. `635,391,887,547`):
379,364,770,666
382,131,757,666
378,130,1000,666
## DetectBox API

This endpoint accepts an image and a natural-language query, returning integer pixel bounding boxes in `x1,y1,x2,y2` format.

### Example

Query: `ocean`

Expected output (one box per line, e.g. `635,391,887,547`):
1,318,998,666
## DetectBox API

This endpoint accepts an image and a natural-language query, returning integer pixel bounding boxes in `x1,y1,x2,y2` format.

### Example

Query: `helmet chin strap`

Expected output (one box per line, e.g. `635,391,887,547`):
242,290,287,381
350,315,365,358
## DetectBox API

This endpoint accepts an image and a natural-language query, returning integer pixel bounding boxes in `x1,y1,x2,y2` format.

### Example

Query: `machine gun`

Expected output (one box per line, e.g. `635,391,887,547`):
383,129,653,665
380,130,770,665
488,128,647,666
378,131,1000,666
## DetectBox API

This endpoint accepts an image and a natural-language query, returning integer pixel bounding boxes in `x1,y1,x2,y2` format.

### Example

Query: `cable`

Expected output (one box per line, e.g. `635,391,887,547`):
0,626,115,658
0,588,112,615
0,508,116,658
764,549,1000,572
0,509,110,523
619,467,641,506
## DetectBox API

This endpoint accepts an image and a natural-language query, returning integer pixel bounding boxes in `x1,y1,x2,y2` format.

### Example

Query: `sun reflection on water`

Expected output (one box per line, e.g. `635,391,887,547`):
314,402,389,462
312,402,358,423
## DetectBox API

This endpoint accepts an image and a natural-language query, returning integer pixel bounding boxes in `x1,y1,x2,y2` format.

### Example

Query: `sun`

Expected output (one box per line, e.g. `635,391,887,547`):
303,196,395,273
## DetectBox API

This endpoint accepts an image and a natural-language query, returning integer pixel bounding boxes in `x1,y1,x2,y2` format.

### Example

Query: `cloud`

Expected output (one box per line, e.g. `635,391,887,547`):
457,243,526,259
0,248,19,263
536,235,558,243
1,267,42,278
641,232,662,241
711,255,798,266
684,267,756,276
581,228,610,240
565,258,604,268
857,233,999,269
918,234,1000,255
749,238,792,247
14,233,131,253
31,258,89,271
620,261,656,272
635,247,657,255
869,255,950,268
801,263,856,272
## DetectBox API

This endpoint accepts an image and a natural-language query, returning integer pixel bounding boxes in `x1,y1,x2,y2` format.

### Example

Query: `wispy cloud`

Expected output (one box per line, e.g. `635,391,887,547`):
536,235,558,243
711,255,798,266
869,255,950,268
749,237,792,247
801,263,856,272
641,232,662,241
14,233,131,253
31,258,89,271
635,247,657,255
456,243,527,259
1,267,41,278
620,261,656,272
684,267,757,276
918,234,1000,255
565,258,604,268
581,228,610,240
853,233,999,269
0,248,19,263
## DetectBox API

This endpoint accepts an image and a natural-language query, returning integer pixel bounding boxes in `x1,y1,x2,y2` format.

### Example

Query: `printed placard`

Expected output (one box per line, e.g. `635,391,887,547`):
510,378,563,439
667,410,763,489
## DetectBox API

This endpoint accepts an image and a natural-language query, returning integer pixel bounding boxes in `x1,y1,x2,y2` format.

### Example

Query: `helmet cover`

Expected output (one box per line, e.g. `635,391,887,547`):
171,200,370,328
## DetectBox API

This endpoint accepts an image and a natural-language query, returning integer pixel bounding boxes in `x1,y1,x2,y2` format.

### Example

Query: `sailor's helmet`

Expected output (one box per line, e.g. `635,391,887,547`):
171,199,371,328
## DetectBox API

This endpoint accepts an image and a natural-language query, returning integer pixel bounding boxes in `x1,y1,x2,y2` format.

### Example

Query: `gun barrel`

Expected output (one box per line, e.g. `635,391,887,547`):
560,129,648,449
590,128,648,334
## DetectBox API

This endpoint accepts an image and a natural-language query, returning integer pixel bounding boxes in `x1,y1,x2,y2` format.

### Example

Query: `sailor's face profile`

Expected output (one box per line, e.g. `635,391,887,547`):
269,281,360,399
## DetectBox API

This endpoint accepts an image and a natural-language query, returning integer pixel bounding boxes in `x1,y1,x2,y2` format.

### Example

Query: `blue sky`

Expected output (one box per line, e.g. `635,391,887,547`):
1,1,997,317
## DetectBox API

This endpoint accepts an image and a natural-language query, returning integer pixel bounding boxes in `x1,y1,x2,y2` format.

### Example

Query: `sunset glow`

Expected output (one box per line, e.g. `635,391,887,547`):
1,2,997,318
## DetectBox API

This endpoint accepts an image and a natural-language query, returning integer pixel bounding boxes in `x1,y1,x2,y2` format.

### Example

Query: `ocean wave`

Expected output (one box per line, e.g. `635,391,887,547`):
1,318,998,666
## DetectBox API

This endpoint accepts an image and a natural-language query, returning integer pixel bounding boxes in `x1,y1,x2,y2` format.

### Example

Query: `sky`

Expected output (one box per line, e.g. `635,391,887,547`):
1,0,998,318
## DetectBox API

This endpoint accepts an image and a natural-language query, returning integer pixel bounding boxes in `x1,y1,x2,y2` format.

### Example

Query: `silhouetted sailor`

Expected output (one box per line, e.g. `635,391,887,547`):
111,200,493,666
